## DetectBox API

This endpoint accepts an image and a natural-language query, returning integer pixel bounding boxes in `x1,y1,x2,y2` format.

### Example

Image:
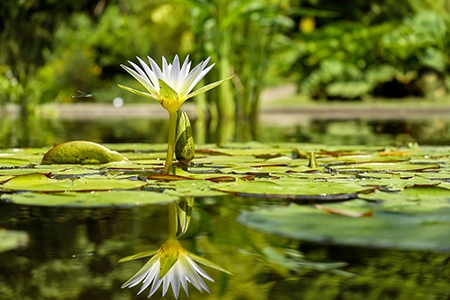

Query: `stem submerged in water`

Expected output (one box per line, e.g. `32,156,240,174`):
164,111,177,174
168,202,177,240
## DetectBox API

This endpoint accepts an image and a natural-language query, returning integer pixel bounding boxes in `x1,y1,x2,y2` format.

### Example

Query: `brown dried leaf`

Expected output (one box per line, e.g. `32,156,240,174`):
314,204,373,218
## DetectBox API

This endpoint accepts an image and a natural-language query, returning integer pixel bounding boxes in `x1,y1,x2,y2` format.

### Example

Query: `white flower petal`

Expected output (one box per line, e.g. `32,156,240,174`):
161,56,171,81
137,56,159,89
188,256,214,282
181,256,211,293
179,55,191,79
137,264,159,295
127,60,150,83
120,64,158,97
185,63,215,95
178,62,208,96
169,263,182,299
148,275,163,298
170,55,181,90
147,56,164,90
121,54,224,111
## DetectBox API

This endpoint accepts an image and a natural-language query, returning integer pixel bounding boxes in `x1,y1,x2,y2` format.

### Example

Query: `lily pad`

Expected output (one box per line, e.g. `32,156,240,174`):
1,191,177,207
237,203,450,252
1,173,146,192
213,179,373,201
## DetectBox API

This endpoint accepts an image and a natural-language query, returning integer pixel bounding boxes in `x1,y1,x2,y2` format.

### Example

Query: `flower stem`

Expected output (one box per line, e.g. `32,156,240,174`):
168,202,177,240
164,111,177,174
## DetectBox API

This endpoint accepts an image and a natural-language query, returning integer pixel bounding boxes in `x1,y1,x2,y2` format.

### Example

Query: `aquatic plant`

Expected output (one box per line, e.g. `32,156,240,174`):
119,55,232,173
120,239,231,298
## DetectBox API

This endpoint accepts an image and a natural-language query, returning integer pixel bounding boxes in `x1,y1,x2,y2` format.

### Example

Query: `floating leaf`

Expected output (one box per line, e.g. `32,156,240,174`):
238,203,450,252
41,141,130,165
329,162,440,174
213,179,373,201
1,191,177,207
1,173,146,192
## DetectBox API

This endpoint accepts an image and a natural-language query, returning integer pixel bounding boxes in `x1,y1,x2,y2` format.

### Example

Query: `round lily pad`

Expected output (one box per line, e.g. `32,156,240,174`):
237,203,450,252
1,173,146,192
213,179,373,201
1,191,178,207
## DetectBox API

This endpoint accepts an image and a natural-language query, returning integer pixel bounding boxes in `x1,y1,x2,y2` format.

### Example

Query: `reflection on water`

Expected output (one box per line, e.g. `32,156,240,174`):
1,116,450,148
120,199,231,298
1,196,449,299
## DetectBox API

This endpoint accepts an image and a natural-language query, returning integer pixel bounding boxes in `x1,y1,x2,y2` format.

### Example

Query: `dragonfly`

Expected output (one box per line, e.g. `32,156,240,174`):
71,90,94,98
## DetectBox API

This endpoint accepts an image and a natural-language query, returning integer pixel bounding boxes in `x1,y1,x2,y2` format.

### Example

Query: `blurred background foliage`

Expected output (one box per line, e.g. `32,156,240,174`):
0,0,449,115
290,0,450,99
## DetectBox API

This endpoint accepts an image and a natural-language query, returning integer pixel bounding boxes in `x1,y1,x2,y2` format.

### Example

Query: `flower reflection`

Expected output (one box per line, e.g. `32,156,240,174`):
120,200,231,298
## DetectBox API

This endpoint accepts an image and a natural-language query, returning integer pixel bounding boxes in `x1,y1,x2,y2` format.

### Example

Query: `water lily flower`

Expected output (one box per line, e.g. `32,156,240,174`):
120,239,232,299
119,55,231,113
118,55,232,174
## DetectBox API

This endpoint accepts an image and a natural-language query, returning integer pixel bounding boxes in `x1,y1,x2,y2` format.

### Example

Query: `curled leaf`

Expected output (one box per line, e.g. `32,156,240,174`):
41,141,130,165
308,152,318,168
314,204,373,218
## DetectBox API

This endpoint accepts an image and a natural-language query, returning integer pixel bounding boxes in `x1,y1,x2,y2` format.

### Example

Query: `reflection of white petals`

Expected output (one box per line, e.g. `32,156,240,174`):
122,241,217,299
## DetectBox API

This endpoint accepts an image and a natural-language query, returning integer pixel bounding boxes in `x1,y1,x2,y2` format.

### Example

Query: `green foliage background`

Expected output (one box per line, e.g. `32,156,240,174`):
0,0,449,111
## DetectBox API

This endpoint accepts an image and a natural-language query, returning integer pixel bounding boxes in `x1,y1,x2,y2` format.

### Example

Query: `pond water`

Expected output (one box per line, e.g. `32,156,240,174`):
1,196,449,299
1,115,450,299
2,115,450,148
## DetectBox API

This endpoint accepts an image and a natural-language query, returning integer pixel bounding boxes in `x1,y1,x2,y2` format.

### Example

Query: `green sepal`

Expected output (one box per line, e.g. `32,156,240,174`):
189,252,233,275
118,250,159,263
117,84,159,101
159,79,179,100
187,75,233,98
159,250,180,279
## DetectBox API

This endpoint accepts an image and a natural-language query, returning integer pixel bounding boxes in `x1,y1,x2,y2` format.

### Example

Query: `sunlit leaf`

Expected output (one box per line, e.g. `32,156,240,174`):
1,191,177,207
213,179,373,201
1,173,146,192
41,141,130,165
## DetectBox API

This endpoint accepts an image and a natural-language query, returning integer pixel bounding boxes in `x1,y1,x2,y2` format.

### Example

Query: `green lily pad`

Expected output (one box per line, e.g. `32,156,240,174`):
1,173,146,192
1,191,177,207
213,179,373,201
41,141,130,164
238,203,450,252
329,162,440,174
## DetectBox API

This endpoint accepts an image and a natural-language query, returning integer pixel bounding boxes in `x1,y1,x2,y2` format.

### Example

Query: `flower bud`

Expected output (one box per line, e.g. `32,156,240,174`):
175,110,195,170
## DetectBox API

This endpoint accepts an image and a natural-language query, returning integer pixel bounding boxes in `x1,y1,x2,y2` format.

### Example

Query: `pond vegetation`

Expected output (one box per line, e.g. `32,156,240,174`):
1,140,450,298
1,0,450,299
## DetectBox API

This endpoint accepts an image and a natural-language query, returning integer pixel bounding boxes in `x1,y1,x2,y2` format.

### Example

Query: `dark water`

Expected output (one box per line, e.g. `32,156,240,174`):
1,116,450,299
1,116,450,148
1,196,449,299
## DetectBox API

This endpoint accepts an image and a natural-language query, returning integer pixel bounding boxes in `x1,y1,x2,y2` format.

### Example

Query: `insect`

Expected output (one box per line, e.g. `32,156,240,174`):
71,252,97,260
71,90,94,98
